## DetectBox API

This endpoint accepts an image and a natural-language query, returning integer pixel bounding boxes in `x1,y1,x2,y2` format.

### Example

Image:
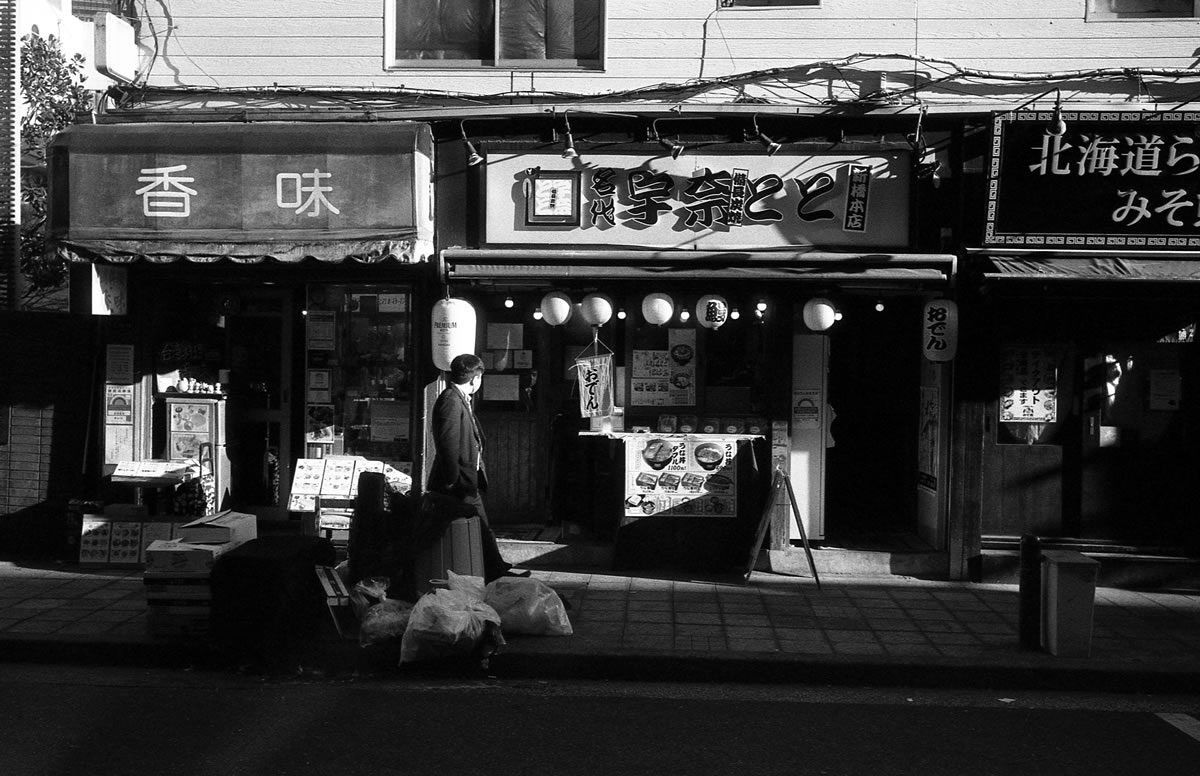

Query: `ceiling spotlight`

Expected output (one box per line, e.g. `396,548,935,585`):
504,296,514,309
730,308,741,320
752,115,781,156
1047,89,1067,137
532,309,543,321
617,308,627,320
460,121,483,167
875,300,886,312
561,114,578,159
756,299,768,313
680,309,691,322
652,119,684,160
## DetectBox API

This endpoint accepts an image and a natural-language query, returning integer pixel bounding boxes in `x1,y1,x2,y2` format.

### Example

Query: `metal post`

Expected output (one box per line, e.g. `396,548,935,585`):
1018,534,1042,650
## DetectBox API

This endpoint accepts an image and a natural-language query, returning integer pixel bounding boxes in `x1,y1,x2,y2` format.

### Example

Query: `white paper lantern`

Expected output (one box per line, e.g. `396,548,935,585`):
922,298,959,362
802,298,837,332
540,291,574,326
641,293,674,326
431,297,477,371
579,293,614,327
695,295,729,329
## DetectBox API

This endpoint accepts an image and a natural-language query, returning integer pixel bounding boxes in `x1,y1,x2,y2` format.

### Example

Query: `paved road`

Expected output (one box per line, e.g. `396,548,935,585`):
1,665,1198,775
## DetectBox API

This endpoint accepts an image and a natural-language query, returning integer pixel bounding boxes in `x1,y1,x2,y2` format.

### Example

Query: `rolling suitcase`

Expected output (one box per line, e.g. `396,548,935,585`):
413,516,485,595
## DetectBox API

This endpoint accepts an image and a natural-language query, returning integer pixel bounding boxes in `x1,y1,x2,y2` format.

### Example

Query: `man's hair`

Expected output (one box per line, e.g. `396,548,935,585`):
449,353,484,385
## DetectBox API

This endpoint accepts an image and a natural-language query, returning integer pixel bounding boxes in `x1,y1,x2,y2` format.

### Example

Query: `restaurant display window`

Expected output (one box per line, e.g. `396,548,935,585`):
304,285,415,475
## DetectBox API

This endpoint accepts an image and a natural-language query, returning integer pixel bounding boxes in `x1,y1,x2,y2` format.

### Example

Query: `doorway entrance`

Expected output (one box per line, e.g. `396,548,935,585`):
823,296,923,546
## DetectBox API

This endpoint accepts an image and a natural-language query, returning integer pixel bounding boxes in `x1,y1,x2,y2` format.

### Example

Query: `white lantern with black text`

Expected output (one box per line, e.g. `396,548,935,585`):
540,291,574,326
580,293,614,327
922,299,958,362
431,297,477,371
695,295,729,329
641,293,674,326
802,298,837,332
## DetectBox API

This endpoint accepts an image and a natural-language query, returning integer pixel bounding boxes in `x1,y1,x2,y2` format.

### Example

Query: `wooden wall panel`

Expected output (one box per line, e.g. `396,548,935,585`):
134,2,1200,99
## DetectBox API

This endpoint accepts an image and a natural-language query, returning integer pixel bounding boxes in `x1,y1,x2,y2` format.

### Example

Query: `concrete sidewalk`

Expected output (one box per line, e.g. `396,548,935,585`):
2,558,1199,693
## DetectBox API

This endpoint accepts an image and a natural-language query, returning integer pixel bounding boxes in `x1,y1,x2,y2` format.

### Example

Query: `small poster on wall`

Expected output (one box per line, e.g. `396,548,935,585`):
622,435,739,518
999,346,1057,423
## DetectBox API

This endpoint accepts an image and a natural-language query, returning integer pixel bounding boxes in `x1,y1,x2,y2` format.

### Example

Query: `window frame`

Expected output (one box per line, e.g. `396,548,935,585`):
384,0,608,71
1085,0,1200,20
719,1,821,7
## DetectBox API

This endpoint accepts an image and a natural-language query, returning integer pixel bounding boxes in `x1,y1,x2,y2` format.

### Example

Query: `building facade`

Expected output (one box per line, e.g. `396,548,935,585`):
10,1,1200,585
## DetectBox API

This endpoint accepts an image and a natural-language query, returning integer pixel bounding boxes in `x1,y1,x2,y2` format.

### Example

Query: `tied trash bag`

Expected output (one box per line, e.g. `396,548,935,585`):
353,576,414,647
484,576,573,636
360,599,414,647
399,587,503,665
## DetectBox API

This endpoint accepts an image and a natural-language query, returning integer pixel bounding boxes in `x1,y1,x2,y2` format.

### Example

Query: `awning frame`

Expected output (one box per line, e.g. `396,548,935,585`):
440,248,957,287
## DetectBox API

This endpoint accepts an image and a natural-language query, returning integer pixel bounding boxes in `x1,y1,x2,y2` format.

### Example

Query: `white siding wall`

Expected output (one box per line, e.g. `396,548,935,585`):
135,1,1200,97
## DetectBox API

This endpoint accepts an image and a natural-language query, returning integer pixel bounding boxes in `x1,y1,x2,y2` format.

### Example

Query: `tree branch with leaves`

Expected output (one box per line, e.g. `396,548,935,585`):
19,31,93,308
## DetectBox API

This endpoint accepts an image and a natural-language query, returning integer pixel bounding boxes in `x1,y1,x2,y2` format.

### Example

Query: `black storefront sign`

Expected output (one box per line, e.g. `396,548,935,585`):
985,110,1200,249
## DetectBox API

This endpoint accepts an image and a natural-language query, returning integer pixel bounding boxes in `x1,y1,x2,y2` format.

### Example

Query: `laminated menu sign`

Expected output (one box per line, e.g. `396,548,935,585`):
623,436,738,518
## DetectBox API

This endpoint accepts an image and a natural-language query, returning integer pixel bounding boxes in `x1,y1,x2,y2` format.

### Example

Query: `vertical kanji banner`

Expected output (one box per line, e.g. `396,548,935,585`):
575,354,614,418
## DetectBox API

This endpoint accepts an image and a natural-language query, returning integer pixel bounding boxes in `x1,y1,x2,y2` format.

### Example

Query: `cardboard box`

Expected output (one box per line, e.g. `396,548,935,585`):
144,539,235,573
143,570,212,601
176,510,257,545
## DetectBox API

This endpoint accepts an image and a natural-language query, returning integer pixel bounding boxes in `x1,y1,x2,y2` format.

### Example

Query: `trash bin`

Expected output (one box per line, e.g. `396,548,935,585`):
1040,550,1100,657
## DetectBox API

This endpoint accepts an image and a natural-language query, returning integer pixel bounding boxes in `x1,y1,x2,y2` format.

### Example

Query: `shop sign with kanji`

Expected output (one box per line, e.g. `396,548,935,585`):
986,111,1200,248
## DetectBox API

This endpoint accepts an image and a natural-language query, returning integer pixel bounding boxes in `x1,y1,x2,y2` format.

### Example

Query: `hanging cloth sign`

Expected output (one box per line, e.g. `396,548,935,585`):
575,354,614,419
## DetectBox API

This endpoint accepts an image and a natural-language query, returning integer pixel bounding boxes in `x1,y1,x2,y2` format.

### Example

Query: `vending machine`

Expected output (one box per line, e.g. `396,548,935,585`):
164,395,232,511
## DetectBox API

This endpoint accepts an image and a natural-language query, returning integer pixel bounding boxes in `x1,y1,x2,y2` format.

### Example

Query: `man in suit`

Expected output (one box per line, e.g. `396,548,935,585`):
429,353,525,581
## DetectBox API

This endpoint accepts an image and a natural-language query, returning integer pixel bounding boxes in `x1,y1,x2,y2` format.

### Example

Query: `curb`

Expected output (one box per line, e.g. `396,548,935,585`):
5,634,1200,695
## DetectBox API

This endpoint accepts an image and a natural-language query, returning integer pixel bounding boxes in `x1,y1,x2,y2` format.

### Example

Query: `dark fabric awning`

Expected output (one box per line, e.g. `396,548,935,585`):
49,122,434,264
984,256,1200,282
442,249,956,285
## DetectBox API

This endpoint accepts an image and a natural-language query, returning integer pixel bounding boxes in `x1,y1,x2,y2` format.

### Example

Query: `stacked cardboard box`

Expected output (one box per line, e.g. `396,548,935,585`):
142,511,257,639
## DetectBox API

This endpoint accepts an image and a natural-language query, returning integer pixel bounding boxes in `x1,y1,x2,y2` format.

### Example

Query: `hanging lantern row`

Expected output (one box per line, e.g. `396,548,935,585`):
538,291,737,329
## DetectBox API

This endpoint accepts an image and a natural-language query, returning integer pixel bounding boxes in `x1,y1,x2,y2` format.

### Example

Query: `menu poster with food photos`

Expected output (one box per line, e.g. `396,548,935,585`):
623,435,739,518
631,329,697,406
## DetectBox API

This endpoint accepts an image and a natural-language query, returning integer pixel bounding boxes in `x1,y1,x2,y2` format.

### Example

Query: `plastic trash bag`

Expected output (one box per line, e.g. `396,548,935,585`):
351,576,391,621
445,570,486,602
399,587,503,664
359,598,414,647
484,577,573,636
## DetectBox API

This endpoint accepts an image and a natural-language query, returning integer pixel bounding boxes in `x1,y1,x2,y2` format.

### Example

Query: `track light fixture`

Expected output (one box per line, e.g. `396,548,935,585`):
561,113,578,159
651,119,684,159
460,121,483,167
751,114,781,156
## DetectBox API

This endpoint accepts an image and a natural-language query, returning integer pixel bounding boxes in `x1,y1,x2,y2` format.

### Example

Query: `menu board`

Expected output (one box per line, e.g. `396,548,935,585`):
630,330,697,407
622,435,739,518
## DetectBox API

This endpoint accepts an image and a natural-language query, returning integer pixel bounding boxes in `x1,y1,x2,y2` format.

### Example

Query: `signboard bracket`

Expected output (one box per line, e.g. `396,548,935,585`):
743,467,820,589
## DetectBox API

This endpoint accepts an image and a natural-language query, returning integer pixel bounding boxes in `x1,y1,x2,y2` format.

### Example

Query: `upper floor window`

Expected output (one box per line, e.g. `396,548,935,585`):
1087,0,1200,18
386,0,604,68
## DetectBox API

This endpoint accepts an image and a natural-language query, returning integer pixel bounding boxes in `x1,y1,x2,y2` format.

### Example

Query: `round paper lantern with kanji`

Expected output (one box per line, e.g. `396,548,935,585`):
802,298,837,332
539,291,574,326
695,295,729,329
431,297,477,371
580,293,614,327
641,293,674,326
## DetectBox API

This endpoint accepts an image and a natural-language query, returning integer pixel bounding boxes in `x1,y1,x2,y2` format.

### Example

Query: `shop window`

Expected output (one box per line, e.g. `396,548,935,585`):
0,405,8,445
304,286,415,475
1087,0,1200,19
386,0,604,69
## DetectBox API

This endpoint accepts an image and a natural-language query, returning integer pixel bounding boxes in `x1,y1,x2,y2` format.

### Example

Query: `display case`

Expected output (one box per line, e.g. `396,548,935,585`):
162,395,232,510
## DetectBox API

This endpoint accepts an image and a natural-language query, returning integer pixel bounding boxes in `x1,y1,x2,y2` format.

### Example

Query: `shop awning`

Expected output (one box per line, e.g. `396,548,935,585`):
442,249,956,285
49,122,434,264
983,256,1200,282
